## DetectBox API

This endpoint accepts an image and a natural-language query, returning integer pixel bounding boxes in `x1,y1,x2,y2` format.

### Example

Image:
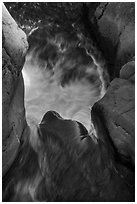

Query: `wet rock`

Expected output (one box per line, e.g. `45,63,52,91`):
120,60,135,83
93,2,135,78
2,4,28,175
91,78,135,165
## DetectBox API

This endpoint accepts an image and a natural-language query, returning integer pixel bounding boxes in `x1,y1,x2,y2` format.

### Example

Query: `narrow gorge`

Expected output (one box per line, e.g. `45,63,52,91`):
2,2,135,202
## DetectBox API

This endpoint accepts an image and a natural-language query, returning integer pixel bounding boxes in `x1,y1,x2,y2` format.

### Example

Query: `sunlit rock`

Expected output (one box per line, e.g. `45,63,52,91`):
2,4,28,175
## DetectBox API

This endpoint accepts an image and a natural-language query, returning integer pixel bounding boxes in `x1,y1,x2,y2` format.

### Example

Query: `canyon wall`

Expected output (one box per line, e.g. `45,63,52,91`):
91,2,135,165
91,2,135,79
2,2,135,176
2,4,28,175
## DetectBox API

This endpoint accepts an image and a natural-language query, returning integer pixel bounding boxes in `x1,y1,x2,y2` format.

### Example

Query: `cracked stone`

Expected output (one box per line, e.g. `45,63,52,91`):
91,78,135,165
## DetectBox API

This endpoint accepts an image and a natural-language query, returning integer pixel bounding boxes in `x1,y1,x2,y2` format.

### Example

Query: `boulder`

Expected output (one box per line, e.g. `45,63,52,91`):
93,2,135,78
91,78,135,165
2,4,28,175
120,60,135,83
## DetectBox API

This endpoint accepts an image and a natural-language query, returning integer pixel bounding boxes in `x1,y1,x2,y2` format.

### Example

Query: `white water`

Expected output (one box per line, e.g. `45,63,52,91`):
22,49,106,132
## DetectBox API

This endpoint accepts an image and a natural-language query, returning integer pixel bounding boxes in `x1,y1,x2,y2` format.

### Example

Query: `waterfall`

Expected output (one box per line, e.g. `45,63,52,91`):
22,31,108,133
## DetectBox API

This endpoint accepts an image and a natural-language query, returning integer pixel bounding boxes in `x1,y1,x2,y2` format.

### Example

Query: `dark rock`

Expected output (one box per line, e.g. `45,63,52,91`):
120,60,135,83
91,78,135,165
92,2,135,79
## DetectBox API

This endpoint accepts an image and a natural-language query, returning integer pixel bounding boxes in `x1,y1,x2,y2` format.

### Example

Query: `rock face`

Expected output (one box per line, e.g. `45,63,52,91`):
91,77,135,165
2,2,134,201
93,2,135,79
120,60,135,83
91,3,135,167
2,4,28,175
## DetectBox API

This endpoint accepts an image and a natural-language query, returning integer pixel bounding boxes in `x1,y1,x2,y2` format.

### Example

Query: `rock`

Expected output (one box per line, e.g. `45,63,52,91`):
3,74,28,175
93,2,135,78
2,4,28,175
120,60,135,83
91,78,135,165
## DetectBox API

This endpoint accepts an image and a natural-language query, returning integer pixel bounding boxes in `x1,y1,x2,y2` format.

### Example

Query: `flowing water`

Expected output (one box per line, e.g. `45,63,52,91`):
22,30,109,132
4,30,110,202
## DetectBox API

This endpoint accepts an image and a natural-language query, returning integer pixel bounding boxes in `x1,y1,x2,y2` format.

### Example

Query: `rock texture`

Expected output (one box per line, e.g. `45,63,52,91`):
91,3,135,167
3,1,134,179
93,2,135,79
120,60,135,83
2,4,28,175
91,78,135,165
